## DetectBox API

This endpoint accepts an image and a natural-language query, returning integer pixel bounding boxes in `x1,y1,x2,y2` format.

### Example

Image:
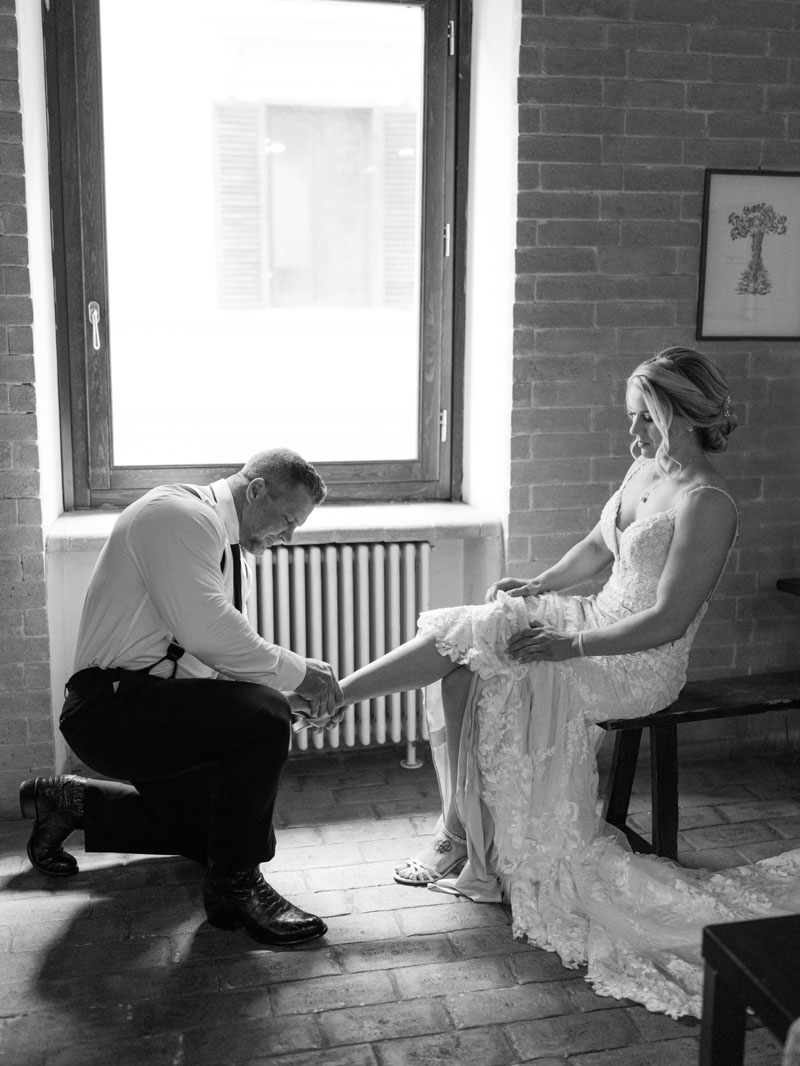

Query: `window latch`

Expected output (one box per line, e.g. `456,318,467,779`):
439,408,448,443
88,301,101,351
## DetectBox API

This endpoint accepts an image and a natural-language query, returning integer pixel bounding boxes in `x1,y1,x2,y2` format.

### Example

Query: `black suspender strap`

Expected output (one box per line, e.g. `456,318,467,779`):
146,640,186,679
231,542,243,613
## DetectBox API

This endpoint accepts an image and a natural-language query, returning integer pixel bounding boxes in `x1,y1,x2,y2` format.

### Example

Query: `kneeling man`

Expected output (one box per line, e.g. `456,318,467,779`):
20,448,340,946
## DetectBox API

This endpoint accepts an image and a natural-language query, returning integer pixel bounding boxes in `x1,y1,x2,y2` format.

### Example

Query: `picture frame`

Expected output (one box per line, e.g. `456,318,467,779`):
696,168,800,341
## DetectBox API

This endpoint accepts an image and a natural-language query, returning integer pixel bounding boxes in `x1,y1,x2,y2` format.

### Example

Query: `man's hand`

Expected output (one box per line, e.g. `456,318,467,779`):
295,658,343,718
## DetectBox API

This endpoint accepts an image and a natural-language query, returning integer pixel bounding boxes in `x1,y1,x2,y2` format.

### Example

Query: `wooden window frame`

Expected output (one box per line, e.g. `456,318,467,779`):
43,0,470,509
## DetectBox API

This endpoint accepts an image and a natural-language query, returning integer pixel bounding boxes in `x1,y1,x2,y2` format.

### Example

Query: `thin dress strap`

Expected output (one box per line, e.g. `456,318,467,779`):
675,483,739,526
675,483,740,603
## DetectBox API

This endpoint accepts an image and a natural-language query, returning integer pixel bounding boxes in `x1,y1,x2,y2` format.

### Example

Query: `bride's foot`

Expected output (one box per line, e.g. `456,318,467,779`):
394,824,467,886
287,693,349,717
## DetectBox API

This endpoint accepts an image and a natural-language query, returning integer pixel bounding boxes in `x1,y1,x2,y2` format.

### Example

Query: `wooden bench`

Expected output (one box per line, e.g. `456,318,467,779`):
700,914,800,1065
599,670,800,861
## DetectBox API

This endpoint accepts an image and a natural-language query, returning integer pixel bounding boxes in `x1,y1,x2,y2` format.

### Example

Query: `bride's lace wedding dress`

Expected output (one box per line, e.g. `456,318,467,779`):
418,461,800,1018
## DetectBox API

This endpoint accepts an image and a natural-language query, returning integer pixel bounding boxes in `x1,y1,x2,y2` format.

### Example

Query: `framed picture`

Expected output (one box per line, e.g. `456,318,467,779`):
696,169,800,340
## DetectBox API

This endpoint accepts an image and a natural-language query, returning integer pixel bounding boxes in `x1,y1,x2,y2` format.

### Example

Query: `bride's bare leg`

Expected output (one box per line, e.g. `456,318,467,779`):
339,632,461,706
337,630,469,836
291,633,458,726
440,665,472,838
321,630,473,886
393,663,473,886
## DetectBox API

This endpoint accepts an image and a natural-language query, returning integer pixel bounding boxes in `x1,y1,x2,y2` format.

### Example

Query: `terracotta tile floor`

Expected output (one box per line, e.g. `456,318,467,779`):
1,743,799,1065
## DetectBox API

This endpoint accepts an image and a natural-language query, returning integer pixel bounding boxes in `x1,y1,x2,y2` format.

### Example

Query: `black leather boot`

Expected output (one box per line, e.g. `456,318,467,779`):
204,862,327,945
19,775,86,876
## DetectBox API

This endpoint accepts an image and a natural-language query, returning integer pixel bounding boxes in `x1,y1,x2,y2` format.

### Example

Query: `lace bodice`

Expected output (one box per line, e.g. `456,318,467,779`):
599,461,737,615
600,484,688,615
590,462,739,708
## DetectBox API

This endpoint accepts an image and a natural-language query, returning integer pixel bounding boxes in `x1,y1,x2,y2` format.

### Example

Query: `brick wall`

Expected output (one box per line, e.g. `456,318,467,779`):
512,0,800,679
0,5,53,818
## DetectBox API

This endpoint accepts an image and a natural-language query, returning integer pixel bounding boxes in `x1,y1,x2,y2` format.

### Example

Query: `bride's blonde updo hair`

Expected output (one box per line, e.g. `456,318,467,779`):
627,346,737,473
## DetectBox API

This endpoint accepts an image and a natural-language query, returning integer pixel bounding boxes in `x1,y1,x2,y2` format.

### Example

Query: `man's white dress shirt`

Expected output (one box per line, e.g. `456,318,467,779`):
73,479,307,691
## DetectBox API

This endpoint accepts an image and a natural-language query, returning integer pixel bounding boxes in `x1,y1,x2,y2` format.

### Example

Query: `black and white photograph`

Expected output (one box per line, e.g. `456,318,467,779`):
2,3,800,1065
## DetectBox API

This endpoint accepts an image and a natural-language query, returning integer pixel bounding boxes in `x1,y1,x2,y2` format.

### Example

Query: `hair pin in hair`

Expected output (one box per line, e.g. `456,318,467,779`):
723,395,732,417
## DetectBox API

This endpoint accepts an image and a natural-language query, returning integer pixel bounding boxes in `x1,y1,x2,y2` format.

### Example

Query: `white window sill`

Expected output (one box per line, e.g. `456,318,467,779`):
46,501,504,553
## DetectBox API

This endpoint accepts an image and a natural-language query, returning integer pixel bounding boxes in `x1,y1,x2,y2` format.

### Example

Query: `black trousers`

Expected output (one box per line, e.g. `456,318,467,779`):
59,667,291,870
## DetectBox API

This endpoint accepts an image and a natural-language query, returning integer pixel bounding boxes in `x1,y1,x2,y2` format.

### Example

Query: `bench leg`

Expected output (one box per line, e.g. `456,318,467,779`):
602,729,641,831
699,962,746,1066
650,722,678,860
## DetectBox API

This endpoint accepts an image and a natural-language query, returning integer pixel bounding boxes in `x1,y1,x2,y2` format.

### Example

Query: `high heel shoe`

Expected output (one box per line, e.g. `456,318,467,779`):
19,775,86,876
394,824,468,886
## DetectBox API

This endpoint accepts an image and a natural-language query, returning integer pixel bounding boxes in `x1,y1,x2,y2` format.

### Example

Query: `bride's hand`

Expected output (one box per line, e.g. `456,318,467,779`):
485,576,544,603
507,622,579,662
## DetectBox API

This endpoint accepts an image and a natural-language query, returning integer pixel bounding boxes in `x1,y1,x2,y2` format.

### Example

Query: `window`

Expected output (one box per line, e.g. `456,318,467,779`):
44,0,470,508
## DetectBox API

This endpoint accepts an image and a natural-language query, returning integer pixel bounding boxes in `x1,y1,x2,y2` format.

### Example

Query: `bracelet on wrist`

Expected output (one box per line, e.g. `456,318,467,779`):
576,632,586,658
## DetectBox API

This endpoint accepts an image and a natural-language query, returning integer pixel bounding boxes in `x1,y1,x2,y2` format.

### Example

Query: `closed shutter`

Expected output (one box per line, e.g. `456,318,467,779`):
381,109,418,307
214,102,265,309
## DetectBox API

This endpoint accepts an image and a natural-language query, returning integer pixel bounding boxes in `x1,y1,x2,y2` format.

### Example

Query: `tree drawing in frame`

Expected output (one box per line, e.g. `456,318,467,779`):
697,169,800,339
727,201,787,296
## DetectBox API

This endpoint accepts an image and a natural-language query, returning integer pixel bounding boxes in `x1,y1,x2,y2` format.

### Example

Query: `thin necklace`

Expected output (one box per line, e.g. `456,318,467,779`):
640,457,698,503
640,470,658,503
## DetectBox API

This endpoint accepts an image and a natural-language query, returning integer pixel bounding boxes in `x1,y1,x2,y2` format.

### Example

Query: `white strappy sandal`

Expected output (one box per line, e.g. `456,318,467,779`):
394,824,467,886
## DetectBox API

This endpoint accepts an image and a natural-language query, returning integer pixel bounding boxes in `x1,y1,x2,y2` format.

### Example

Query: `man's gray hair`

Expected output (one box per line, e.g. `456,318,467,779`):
241,448,327,504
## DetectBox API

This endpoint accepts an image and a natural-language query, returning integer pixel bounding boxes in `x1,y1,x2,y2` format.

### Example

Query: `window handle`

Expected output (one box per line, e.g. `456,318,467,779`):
88,301,101,351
